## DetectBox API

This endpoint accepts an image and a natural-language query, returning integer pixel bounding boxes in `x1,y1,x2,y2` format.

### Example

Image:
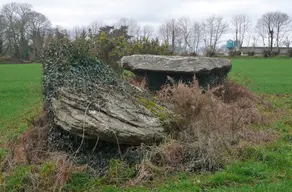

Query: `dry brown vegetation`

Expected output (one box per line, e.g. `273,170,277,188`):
1,111,87,192
1,80,278,190
130,79,275,183
129,76,148,90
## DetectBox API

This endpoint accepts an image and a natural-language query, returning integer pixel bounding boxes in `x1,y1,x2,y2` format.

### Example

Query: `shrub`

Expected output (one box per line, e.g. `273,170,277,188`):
121,70,135,81
219,80,255,103
262,49,271,58
189,51,197,57
271,51,279,57
228,50,241,57
129,76,147,90
247,51,255,56
154,80,263,172
180,52,197,57
129,37,171,56
228,50,236,57
205,49,216,57
262,49,279,57
236,51,242,56
286,49,292,57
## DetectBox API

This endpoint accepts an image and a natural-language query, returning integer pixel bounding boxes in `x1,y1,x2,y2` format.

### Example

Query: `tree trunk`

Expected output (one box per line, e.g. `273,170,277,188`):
171,30,175,54
270,30,274,53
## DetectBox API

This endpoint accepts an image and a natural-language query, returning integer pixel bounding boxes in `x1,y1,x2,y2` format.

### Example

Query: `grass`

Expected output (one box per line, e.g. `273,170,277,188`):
230,58,292,94
0,64,42,158
0,58,292,191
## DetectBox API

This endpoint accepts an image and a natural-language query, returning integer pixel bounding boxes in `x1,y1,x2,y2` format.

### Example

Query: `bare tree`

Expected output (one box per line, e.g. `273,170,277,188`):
140,25,154,39
54,25,69,39
190,22,203,53
231,14,251,48
178,16,192,52
158,23,170,43
1,2,34,59
202,15,229,53
255,19,267,47
273,12,291,50
282,27,292,48
71,25,89,40
251,35,259,48
0,2,53,60
282,36,292,48
256,12,290,52
88,20,104,35
71,26,82,39
0,15,5,35
246,28,259,52
116,18,140,39
28,11,51,59
0,15,6,55
158,19,181,54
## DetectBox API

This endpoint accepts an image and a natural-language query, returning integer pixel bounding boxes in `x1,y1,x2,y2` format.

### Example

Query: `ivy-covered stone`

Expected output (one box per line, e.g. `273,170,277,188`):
43,38,168,146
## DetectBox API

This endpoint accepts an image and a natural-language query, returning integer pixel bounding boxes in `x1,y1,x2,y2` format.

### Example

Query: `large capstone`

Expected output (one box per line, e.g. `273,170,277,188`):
121,55,232,90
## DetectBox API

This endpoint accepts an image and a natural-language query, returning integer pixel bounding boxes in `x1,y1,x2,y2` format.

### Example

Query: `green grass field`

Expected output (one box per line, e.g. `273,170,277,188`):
230,58,292,94
0,58,292,191
0,64,42,147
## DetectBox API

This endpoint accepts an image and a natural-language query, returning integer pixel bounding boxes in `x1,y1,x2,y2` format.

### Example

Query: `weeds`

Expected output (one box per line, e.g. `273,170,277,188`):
144,80,267,175
0,112,88,192
3,79,273,189
1,154,85,192
1,69,284,190
101,159,136,185
129,76,148,91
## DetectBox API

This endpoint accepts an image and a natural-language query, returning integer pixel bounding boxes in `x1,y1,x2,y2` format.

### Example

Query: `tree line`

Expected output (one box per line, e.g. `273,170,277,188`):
0,3,51,61
1,2,292,61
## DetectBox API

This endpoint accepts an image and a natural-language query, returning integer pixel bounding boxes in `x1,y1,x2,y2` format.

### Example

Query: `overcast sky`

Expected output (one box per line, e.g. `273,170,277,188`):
1,0,291,29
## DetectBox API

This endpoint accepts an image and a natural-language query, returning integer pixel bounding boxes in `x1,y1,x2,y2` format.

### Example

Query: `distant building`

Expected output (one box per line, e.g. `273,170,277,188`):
240,47,290,56
226,40,241,50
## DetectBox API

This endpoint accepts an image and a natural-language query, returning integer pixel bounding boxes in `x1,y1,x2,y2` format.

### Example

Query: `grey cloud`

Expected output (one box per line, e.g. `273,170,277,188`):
1,0,292,28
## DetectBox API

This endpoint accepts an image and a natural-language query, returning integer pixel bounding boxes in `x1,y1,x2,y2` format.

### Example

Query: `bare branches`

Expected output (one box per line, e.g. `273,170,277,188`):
232,14,251,48
1,2,50,60
116,18,141,40
202,15,229,53
158,19,181,54
88,20,104,35
158,23,170,44
178,16,192,52
256,11,291,50
273,12,291,49
70,25,88,40
140,25,154,40
1,2,292,59
282,27,292,48
158,15,228,55
158,17,203,54
191,22,203,53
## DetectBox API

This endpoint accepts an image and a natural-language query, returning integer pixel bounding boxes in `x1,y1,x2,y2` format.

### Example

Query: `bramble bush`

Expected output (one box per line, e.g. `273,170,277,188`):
286,49,292,57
